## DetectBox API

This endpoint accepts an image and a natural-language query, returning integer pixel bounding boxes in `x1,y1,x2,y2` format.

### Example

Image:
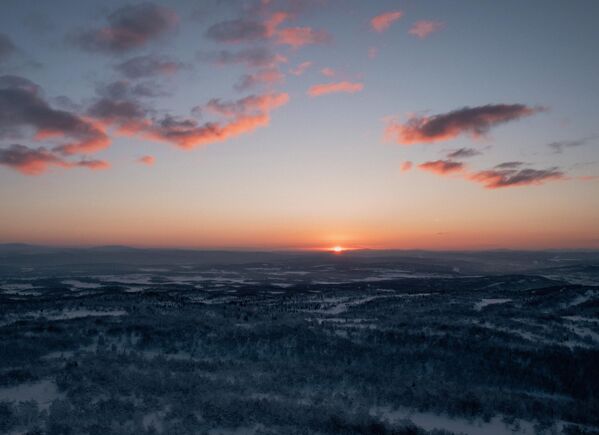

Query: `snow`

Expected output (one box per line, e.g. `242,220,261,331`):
62,280,102,289
474,298,512,311
0,380,61,410
372,406,539,435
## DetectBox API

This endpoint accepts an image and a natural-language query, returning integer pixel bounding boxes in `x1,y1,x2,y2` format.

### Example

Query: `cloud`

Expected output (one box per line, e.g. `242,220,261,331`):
547,137,593,154
204,12,329,48
469,167,564,189
115,55,183,78
0,75,110,155
368,47,378,59
494,161,524,169
0,33,16,63
418,159,464,175
234,67,284,91
138,92,289,149
201,48,286,68
138,155,155,165
205,19,268,43
76,159,110,170
290,61,312,76
321,67,335,77
371,11,403,33
87,97,148,131
72,3,178,53
386,104,544,145
308,81,363,97
409,21,443,39
276,27,331,47
446,148,482,159
416,157,565,189
0,144,108,175
400,161,412,172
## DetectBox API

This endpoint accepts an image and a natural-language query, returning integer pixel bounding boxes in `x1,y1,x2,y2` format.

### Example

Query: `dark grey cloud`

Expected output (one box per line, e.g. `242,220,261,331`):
0,144,108,175
199,48,284,68
205,19,268,43
115,54,183,78
71,3,178,54
88,98,147,123
494,161,525,170
389,104,545,144
446,148,482,159
470,167,564,189
0,75,109,154
0,33,17,63
547,137,594,154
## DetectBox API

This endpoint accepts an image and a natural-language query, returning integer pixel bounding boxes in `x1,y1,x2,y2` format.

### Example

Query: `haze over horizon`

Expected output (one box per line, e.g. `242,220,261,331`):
1,0,598,250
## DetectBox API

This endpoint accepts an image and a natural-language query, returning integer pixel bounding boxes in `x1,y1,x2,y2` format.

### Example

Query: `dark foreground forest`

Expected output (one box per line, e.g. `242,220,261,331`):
1,246,598,434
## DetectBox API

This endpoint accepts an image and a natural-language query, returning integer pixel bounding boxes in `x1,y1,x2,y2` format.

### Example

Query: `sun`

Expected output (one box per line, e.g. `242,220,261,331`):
331,246,344,253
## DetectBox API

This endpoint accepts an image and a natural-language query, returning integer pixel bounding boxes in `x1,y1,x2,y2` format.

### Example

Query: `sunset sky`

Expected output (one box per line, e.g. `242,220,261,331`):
1,0,598,250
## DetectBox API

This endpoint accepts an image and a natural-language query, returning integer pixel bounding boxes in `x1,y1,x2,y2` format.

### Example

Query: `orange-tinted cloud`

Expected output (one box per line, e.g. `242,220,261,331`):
400,161,413,172
144,92,290,149
409,21,444,38
308,81,364,97
138,155,155,165
204,12,329,49
418,159,464,175
0,75,110,155
276,27,331,48
371,11,403,33
386,104,544,145
0,144,109,175
290,61,312,76
235,67,284,91
469,167,565,189
321,67,335,77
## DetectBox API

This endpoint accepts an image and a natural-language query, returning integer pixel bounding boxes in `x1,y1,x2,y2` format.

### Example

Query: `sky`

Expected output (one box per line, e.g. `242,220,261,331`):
0,0,598,250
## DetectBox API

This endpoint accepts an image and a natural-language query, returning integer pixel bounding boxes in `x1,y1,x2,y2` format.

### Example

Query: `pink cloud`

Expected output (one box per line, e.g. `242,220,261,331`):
368,47,378,59
418,160,464,175
400,161,413,172
138,155,155,166
276,27,331,48
321,67,335,77
308,81,364,97
371,11,403,33
409,20,444,39
290,61,312,76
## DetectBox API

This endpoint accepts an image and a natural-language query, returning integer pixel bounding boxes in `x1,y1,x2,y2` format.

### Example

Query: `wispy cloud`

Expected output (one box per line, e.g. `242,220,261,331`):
308,81,363,97
446,148,482,159
547,137,594,154
0,33,16,63
290,61,312,76
409,21,443,39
